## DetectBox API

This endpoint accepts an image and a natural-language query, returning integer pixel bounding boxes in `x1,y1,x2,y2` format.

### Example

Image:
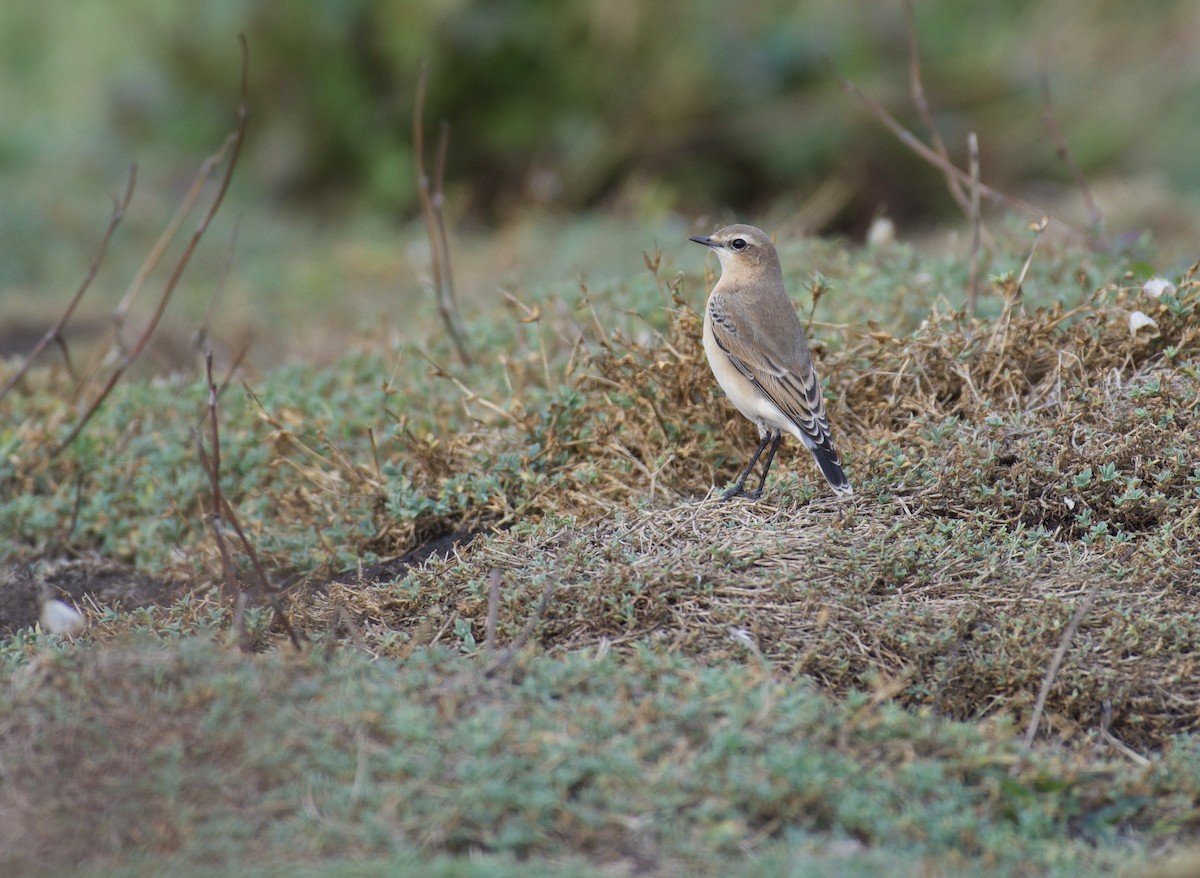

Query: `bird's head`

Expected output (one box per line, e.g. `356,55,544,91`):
689,224,781,284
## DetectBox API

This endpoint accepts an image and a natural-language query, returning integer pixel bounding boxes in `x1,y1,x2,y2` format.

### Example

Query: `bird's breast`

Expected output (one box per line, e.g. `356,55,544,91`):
704,294,804,438
704,298,769,420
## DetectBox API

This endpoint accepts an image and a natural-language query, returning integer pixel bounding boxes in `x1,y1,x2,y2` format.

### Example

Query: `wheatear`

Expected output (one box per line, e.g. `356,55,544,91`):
690,224,852,500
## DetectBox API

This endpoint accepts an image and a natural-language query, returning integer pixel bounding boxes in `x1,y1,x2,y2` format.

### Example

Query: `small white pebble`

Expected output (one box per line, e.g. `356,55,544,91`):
1142,277,1176,299
866,216,896,247
727,627,755,648
40,599,86,636
1129,310,1159,336
1064,496,1076,510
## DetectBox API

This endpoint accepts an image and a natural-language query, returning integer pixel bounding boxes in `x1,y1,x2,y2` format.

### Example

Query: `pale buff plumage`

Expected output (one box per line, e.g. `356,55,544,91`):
689,224,852,499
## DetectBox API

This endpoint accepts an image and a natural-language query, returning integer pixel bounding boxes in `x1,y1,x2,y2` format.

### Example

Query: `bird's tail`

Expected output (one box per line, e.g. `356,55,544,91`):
810,443,853,496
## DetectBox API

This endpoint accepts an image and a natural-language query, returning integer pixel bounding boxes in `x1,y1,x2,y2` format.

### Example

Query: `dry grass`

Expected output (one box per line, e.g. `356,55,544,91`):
291,258,1200,751
6,239,1199,754
4,231,1200,874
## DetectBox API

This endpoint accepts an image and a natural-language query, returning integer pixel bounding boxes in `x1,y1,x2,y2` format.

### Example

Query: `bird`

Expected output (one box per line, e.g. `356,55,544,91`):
689,224,852,500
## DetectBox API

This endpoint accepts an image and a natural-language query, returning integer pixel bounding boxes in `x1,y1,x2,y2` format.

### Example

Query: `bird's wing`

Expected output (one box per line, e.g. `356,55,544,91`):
708,295,838,452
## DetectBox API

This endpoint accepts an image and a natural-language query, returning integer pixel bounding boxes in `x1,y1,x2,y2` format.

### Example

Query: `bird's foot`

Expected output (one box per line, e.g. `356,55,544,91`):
721,485,762,502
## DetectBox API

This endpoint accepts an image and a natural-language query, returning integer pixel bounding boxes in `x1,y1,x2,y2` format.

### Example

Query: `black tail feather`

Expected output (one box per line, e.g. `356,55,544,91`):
810,443,852,496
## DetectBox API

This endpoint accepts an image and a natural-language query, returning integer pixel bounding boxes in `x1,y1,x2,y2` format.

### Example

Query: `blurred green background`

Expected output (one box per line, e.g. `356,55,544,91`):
1,0,1198,354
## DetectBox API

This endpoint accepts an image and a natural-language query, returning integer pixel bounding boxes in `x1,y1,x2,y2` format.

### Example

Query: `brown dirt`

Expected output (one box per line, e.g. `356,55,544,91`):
0,558,187,637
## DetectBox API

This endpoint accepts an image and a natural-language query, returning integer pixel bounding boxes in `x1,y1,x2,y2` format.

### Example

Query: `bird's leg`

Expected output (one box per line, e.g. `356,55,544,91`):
752,432,783,496
722,432,773,501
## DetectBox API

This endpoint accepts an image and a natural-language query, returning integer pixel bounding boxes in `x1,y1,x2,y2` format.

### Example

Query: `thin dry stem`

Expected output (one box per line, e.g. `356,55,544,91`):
197,350,249,650
0,165,136,402
1099,700,1150,766
414,63,471,367
198,350,302,651
55,37,250,456
433,120,462,318
485,569,501,656
1013,217,1049,292
414,65,442,297
1040,73,1104,236
416,348,516,424
115,154,224,322
484,581,556,678
966,132,982,313
1023,579,1102,747
834,70,1086,242
902,0,969,214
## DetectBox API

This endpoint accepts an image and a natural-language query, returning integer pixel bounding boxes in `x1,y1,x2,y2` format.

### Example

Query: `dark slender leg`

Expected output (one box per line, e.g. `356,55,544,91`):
722,433,772,501
752,432,783,496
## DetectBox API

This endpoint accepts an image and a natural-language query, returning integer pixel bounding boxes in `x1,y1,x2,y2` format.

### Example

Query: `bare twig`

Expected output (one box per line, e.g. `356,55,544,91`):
966,132,982,313
577,276,611,348
216,473,299,645
433,120,461,316
503,290,552,386
197,350,250,650
192,214,242,365
80,142,239,388
1040,73,1103,235
64,471,86,543
485,569,501,656
986,215,1047,380
902,0,969,214
55,37,250,456
82,158,225,397
0,165,136,403
805,272,828,333
484,581,555,678
414,63,471,366
1099,700,1150,766
413,66,442,310
834,70,1087,242
1023,579,1102,747
116,158,224,323
415,348,516,423
1012,216,1049,299
333,604,369,654
197,351,302,651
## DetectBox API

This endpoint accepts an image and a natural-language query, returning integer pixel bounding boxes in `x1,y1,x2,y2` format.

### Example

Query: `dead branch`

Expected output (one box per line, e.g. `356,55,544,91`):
413,66,443,308
834,69,1088,242
433,120,462,319
902,0,969,214
966,132,982,313
1023,578,1101,747
0,165,136,403
196,350,250,650
191,214,242,369
196,350,302,651
484,580,555,678
985,216,1046,379
1040,73,1103,235
54,37,250,456
415,348,516,423
485,568,501,656
1099,699,1150,766
414,63,471,366
75,143,231,394
116,157,223,323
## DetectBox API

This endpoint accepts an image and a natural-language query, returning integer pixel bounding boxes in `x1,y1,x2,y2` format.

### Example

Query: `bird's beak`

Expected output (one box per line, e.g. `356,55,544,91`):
689,235,716,248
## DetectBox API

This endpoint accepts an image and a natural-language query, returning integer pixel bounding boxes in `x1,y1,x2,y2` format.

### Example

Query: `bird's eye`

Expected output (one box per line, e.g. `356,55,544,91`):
731,238,747,250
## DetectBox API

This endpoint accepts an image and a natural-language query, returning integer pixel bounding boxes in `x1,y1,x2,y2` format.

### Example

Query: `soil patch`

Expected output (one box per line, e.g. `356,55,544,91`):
0,558,188,637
